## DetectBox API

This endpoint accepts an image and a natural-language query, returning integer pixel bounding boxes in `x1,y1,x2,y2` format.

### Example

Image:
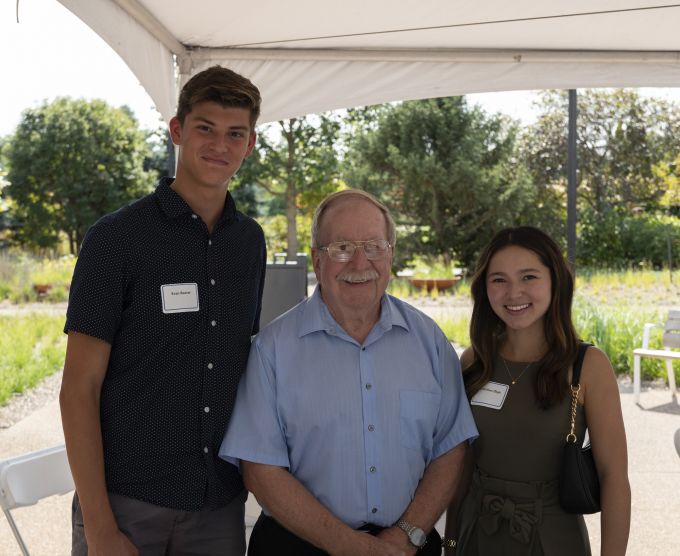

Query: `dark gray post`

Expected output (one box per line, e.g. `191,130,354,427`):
567,90,578,271
668,230,673,283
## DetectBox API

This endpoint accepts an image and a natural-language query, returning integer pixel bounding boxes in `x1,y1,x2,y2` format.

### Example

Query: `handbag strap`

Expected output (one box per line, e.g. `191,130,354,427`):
571,342,592,386
567,342,592,443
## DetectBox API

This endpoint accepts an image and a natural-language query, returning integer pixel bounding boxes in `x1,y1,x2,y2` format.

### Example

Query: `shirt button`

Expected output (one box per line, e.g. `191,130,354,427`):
203,447,209,453
191,214,198,219
211,320,216,327
368,424,375,432
204,406,210,413
362,347,366,351
365,383,372,390
371,507,378,514
208,239,212,245
369,466,376,473
210,279,216,286
207,363,214,370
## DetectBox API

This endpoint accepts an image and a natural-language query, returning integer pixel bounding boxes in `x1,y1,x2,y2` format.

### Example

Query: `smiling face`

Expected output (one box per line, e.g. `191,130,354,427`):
312,197,392,327
485,245,552,336
169,101,256,191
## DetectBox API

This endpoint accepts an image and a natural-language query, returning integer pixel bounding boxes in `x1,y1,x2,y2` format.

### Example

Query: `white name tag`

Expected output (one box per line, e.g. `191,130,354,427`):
161,283,200,313
471,381,509,410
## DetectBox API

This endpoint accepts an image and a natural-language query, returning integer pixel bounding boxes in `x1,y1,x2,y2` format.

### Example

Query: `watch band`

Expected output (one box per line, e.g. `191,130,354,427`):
396,519,415,535
395,519,427,547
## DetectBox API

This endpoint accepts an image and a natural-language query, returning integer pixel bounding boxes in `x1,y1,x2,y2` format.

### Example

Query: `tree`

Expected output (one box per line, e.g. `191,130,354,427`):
144,119,173,179
520,90,680,214
3,97,155,254
232,115,341,258
345,97,533,269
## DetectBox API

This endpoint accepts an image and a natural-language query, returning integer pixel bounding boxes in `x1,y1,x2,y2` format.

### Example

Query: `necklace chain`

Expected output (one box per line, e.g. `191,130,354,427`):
502,358,533,385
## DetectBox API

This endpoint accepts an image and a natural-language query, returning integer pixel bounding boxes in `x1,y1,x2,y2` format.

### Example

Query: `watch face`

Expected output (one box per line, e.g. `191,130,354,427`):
409,528,427,547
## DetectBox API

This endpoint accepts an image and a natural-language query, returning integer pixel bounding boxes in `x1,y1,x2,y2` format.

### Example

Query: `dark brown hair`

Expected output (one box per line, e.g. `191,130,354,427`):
176,65,261,128
465,226,579,408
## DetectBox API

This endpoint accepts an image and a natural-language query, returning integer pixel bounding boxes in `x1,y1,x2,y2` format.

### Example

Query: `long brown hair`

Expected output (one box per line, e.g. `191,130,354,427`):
465,226,579,409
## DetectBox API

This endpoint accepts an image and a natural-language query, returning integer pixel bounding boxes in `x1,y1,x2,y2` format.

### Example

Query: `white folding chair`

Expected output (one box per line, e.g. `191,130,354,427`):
633,309,680,404
0,444,74,556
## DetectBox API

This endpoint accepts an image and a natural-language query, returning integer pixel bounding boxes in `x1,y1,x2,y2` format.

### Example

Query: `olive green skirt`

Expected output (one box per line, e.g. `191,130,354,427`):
457,469,592,556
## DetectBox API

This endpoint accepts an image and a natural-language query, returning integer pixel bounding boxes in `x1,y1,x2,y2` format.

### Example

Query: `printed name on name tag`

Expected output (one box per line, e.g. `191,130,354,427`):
161,283,200,313
470,381,509,410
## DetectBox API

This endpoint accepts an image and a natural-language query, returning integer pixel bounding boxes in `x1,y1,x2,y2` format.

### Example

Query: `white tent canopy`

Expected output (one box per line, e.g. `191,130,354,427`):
57,0,680,123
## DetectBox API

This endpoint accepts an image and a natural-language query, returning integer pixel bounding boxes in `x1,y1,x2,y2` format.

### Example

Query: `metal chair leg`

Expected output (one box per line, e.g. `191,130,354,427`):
666,359,677,399
634,354,641,405
2,507,31,556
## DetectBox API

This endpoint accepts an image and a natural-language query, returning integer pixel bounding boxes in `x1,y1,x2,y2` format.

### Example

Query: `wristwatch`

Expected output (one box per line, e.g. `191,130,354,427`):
395,519,427,548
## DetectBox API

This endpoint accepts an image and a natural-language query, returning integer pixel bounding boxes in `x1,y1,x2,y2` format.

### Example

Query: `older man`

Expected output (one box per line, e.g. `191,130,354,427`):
220,190,477,556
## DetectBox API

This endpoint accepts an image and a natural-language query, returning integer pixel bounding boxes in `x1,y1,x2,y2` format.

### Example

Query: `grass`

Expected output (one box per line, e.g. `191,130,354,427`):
0,313,67,407
0,252,75,303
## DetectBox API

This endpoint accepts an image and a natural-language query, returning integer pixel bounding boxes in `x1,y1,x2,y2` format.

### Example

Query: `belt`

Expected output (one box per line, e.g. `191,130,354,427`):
356,523,385,535
472,469,560,545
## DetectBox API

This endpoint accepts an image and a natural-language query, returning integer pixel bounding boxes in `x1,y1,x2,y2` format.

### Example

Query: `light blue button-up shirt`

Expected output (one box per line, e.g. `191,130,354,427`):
219,287,478,528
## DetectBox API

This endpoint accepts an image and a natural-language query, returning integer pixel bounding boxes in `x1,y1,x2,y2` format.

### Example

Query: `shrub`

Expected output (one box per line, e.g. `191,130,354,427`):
578,208,680,269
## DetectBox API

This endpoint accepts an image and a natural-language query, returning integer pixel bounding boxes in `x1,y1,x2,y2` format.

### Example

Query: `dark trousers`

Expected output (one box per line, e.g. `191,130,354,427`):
248,513,442,556
71,491,247,556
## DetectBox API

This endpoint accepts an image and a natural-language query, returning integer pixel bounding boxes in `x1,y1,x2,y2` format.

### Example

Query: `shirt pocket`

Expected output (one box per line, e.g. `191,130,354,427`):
399,390,441,453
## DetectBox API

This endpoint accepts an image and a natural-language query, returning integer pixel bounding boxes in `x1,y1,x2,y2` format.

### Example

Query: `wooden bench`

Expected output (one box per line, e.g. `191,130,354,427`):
633,309,680,404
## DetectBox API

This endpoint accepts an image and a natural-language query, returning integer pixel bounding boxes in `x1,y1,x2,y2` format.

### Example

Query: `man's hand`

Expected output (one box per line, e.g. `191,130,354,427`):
377,526,418,556
331,530,408,556
85,527,139,556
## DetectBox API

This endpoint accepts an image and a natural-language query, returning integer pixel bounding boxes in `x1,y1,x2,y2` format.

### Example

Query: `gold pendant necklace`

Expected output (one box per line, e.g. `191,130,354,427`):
502,358,533,385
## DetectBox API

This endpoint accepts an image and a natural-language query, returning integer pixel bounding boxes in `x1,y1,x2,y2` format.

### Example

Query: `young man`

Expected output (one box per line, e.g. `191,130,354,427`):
220,190,478,556
60,66,266,555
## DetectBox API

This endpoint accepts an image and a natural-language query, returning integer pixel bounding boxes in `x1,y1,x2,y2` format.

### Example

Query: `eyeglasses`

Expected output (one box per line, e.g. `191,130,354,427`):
318,239,392,262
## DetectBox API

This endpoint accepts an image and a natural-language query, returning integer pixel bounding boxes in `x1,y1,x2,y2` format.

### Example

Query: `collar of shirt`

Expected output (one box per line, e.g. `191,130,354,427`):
297,286,410,346
154,177,239,227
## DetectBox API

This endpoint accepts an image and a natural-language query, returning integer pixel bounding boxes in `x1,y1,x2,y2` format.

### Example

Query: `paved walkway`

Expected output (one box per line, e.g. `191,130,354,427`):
1,379,679,555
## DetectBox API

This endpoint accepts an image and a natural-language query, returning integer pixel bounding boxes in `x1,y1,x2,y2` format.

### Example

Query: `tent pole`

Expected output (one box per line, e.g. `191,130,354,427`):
567,89,578,272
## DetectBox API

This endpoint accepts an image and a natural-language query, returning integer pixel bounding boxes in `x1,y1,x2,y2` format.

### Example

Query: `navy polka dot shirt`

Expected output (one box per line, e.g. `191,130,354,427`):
65,177,266,510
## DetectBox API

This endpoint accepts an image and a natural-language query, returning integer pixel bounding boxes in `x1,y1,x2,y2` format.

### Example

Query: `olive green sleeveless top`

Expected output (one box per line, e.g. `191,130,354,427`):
472,358,586,482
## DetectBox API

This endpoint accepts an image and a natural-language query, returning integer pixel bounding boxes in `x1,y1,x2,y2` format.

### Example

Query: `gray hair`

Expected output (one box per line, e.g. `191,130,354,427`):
311,189,397,248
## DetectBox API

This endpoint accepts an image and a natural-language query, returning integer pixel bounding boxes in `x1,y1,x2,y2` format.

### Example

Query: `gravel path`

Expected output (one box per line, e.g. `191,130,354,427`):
0,370,63,429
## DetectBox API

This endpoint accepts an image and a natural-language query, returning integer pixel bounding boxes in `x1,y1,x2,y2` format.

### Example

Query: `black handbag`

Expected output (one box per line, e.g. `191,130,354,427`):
558,342,601,514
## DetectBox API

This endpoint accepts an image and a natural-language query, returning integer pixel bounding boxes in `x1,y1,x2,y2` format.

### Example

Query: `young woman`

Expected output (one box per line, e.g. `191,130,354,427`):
444,226,630,555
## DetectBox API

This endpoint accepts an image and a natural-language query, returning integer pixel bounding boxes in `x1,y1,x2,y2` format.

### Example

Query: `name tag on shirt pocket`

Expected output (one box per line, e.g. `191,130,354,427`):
470,381,509,410
161,283,200,313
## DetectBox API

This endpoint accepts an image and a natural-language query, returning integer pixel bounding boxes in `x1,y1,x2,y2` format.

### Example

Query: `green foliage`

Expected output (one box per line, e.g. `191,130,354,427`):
345,97,534,269
0,252,74,302
143,122,172,179
0,313,66,406
572,297,671,380
258,214,313,264
233,115,341,258
407,255,458,278
3,97,155,254
520,89,680,217
577,208,680,268
435,315,470,348
655,153,680,209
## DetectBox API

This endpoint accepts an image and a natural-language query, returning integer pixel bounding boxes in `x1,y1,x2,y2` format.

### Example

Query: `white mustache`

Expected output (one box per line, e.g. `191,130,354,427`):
336,269,379,283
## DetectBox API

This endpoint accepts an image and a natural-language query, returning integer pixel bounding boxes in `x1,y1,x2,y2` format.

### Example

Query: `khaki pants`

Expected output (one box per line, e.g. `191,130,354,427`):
71,490,247,556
